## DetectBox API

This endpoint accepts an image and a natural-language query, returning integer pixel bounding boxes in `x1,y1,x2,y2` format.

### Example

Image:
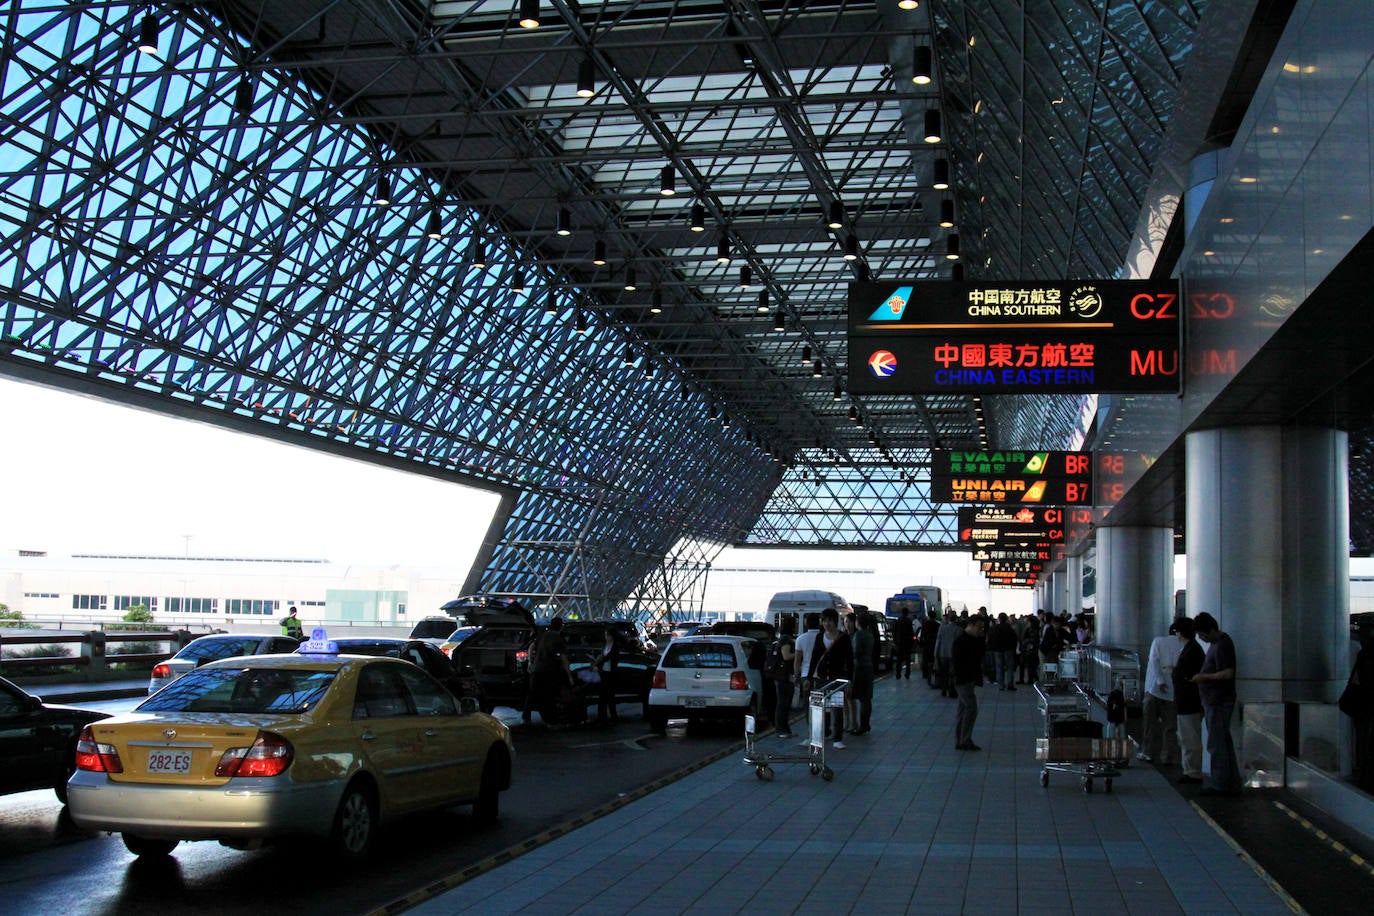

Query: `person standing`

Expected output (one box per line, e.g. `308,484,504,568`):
815,608,853,749
1171,617,1205,784
1192,612,1241,795
769,625,797,738
850,612,875,735
1019,617,1041,686
989,612,1018,691
936,613,962,698
919,610,940,686
794,615,823,702
953,617,987,750
592,624,620,726
893,607,914,680
530,617,574,726
1138,621,1182,764
280,606,303,640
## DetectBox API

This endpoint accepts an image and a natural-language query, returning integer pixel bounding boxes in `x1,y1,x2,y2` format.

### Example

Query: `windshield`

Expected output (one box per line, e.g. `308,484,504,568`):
177,637,262,663
410,620,457,639
137,667,335,714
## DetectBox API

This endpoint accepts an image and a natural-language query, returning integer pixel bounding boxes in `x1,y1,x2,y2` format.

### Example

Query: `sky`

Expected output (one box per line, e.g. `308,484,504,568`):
0,377,501,568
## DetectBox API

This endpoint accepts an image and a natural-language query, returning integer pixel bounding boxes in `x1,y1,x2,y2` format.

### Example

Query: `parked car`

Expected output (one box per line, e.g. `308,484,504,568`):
558,621,656,718
68,635,514,859
148,633,303,695
445,610,539,712
646,635,764,734
309,637,484,709
0,676,109,803
438,625,481,657
408,616,462,644
867,614,895,672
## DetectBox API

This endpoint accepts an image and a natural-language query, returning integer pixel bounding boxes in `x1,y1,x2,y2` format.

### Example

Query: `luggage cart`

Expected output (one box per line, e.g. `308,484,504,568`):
1033,681,1135,793
744,678,848,782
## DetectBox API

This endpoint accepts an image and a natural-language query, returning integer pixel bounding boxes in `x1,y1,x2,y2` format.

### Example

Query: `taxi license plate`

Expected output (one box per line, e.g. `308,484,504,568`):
681,697,707,708
147,749,193,774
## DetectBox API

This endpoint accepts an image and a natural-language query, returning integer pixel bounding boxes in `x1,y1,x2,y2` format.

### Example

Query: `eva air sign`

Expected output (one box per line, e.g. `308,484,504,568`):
931,450,1093,506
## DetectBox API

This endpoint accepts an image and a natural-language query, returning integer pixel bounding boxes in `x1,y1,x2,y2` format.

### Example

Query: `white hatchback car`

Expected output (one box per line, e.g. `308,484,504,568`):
647,635,764,733
148,634,303,694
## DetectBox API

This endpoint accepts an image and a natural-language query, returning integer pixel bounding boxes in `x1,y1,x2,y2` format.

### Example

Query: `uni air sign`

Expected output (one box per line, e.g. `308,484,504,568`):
847,280,1181,395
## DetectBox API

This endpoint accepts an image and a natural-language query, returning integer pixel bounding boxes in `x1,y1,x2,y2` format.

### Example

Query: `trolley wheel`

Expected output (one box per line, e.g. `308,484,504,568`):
756,765,775,781
1081,776,1093,793
1039,769,1049,788
808,762,820,776
1104,777,1113,793
821,766,834,782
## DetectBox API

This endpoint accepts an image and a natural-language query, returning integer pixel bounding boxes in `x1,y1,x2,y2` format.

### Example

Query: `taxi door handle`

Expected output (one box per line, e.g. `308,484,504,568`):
424,729,440,737
361,730,377,741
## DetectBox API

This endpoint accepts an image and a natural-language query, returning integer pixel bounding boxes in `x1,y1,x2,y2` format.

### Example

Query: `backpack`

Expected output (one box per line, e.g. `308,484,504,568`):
765,640,790,681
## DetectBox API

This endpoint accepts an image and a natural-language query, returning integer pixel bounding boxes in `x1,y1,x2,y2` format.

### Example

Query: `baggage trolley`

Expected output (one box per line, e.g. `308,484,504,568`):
1033,681,1135,793
743,678,848,782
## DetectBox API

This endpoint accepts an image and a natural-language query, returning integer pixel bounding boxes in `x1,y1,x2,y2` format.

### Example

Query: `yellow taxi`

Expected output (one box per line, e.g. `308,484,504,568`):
67,628,513,859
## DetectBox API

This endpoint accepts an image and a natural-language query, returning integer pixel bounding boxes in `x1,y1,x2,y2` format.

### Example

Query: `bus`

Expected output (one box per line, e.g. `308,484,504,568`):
885,585,946,620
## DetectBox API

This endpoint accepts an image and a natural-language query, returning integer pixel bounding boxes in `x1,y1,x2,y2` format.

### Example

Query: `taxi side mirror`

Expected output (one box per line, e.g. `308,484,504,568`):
459,696,480,716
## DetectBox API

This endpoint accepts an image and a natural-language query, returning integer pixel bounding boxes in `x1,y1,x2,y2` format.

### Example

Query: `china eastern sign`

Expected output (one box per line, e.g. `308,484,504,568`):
847,280,1180,394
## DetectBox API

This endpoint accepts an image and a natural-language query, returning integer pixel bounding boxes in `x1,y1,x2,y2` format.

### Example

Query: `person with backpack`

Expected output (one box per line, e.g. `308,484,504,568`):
766,626,797,738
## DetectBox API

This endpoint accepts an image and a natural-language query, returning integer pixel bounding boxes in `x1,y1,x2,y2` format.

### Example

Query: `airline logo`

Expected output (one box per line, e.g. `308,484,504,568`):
867,350,898,378
867,286,914,321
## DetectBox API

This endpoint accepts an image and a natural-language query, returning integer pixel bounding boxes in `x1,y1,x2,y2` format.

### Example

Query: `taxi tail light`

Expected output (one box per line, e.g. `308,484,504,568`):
215,731,294,778
74,725,123,773
151,663,170,679
651,670,666,690
729,671,749,690
515,649,529,667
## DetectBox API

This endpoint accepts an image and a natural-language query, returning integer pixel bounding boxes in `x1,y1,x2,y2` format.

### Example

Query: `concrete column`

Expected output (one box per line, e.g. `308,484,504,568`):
1045,570,1064,615
1094,526,1174,656
1062,555,1084,619
1186,426,1348,704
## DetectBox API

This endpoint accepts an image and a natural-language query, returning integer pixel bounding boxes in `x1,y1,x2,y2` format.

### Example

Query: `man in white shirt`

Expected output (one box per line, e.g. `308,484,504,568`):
1138,620,1183,764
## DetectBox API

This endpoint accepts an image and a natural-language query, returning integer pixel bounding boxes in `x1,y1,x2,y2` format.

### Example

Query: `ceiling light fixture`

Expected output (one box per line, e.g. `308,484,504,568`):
622,345,634,368
898,1,920,10
832,379,843,402
939,199,955,228
137,16,159,54
945,233,960,260
471,234,486,269
623,265,637,291
951,261,965,280
233,75,254,116
575,308,588,334
802,345,812,364
556,207,572,237
843,234,859,261
912,46,932,85
924,109,941,143
659,164,676,197
512,269,526,293
592,238,607,266
544,294,558,317
773,309,786,331
827,201,844,230
757,288,770,313
739,265,752,289
650,288,664,314
812,359,824,379
932,157,950,190
716,233,731,264
689,203,706,232
518,0,541,29
425,207,443,240
576,57,596,98
373,174,391,207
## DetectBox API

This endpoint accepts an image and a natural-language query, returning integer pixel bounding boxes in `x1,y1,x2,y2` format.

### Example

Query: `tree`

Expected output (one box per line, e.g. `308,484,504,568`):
122,603,155,624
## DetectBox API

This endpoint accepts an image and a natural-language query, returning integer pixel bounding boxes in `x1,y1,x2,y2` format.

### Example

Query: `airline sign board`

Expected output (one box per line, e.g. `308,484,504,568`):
931,449,1093,506
957,506,1067,545
847,280,1181,395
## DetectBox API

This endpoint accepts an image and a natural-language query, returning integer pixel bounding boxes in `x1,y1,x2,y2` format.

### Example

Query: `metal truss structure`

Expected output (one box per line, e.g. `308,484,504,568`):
0,1,1221,614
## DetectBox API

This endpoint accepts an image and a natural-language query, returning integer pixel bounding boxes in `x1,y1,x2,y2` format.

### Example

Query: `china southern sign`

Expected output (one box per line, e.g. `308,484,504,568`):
847,280,1180,395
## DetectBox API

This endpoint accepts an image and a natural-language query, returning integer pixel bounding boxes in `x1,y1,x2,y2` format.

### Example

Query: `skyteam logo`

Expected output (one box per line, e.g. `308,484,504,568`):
867,350,898,378
867,286,914,321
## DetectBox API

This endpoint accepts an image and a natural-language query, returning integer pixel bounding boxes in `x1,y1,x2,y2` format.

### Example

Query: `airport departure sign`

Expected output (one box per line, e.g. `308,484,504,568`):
847,280,1181,395
957,506,1068,545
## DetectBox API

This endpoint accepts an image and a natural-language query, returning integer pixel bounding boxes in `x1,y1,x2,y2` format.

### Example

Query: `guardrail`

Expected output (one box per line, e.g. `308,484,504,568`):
0,627,210,682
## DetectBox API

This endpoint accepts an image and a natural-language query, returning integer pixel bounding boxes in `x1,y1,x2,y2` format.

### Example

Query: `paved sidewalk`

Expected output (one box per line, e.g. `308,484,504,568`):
402,677,1293,915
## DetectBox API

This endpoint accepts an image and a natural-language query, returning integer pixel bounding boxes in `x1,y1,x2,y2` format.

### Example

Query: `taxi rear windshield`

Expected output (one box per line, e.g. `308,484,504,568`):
137,667,335,714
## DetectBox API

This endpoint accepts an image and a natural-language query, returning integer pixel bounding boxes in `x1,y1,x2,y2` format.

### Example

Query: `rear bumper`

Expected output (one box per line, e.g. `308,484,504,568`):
67,771,341,841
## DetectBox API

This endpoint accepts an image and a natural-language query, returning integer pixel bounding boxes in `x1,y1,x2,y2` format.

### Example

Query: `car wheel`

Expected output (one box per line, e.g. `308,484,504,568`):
472,747,507,826
648,707,668,734
122,834,179,858
329,781,377,858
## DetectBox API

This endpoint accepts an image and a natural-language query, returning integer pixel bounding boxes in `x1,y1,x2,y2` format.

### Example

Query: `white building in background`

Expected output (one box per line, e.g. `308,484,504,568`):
0,549,470,629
